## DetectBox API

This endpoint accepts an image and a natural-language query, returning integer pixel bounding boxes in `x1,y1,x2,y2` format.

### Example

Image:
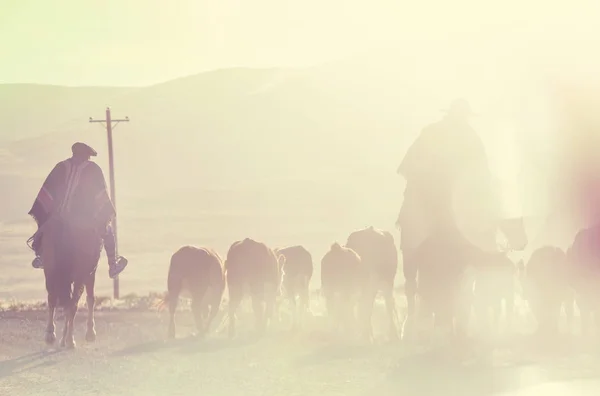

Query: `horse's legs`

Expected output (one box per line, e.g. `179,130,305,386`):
59,304,70,348
61,303,77,349
45,292,57,345
563,291,575,333
85,273,97,342
505,293,515,333
62,284,84,349
44,271,58,345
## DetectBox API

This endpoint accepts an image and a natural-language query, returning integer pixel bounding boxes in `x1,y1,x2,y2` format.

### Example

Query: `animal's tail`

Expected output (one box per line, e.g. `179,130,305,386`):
154,291,170,312
161,255,183,313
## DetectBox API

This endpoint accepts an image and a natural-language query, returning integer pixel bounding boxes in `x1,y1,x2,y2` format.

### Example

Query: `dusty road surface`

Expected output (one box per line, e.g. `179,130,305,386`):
2,307,600,396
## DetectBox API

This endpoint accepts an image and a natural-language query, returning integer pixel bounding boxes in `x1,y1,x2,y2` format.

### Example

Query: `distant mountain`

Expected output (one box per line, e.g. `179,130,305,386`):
0,58,550,225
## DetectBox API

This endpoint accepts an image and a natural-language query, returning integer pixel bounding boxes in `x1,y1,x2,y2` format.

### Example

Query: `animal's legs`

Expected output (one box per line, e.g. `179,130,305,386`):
227,282,243,339
191,286,209,336
45,292,57,345
383,287,399,340
85,274,97,342
251,283,267,335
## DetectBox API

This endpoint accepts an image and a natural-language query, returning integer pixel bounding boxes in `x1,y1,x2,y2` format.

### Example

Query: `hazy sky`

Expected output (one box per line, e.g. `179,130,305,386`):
1,0,599,86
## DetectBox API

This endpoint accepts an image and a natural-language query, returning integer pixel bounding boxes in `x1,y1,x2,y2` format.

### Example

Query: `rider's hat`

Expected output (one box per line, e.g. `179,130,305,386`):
71,142,97,157
442,98,476,117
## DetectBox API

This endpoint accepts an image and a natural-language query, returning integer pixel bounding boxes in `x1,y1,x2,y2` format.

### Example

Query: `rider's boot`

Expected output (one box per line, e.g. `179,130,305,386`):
103,225,128,279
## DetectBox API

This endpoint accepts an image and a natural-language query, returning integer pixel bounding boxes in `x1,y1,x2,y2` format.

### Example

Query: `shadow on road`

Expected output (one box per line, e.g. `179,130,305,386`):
112,332,262,357
363,335,600,396
111,336,194,357
0,349,63,380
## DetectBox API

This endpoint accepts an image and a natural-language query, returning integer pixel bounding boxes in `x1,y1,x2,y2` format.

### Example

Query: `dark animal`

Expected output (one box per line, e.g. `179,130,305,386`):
321,242,363,333
470,217,529,333
523,245,573,336
225,238,283,338
166,246,225,339
567,225,600,335
404,217,528,340
274,245,313,329
41,215,102,348
471,252,519,333
345,226,399,340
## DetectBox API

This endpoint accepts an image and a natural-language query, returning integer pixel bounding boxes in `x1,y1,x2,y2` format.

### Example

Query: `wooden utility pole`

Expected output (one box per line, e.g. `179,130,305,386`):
89,107,129,299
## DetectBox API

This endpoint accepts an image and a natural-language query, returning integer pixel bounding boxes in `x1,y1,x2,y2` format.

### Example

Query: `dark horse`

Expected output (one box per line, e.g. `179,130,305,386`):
41,215,103,348
402,217,528,341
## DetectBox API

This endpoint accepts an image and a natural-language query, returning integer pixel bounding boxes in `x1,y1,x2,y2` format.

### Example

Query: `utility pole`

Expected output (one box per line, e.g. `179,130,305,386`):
89,107,129,299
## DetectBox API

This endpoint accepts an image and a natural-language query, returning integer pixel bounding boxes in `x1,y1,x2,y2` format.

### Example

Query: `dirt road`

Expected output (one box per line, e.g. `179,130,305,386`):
2,308,600,396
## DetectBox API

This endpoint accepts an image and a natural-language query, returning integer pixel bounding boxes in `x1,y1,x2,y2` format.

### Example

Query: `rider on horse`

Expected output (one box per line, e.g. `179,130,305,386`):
27,142,128,279
396,99,495,313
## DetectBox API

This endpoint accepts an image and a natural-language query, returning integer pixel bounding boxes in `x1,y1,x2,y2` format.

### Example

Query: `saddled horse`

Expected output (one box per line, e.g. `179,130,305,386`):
402,216,528,341
40,215,103,348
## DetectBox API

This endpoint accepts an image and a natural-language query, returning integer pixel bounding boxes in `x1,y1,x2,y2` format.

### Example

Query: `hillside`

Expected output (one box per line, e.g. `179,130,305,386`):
0,60,561,298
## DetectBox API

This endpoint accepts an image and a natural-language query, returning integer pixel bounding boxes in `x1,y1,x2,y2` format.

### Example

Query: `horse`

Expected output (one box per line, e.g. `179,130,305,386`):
567,225,600,335
522,245,573,336
40,215,103,348
401,216,528,342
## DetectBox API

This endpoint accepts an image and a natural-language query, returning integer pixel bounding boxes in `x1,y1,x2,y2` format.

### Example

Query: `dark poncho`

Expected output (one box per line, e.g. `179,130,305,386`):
28,158,115,230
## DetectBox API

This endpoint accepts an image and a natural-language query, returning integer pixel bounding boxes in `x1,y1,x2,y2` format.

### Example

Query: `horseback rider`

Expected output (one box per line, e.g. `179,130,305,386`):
27,142,128,279
396,99,495,315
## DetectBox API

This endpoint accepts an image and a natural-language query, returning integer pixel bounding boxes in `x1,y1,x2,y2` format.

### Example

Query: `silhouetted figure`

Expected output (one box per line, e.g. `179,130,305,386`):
396,99,494,331
27,142,128,279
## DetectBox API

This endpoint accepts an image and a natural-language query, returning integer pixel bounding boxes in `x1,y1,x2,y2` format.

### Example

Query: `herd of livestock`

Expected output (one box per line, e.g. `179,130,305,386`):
41,222,600,349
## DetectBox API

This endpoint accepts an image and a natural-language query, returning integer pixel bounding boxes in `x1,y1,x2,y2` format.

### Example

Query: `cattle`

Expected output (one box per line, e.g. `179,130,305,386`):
567,225,600,335
225,238,283,338
471,252,520,334
470,217,529,334
166,246,225,339
321,242,363,333
345,226,399,340
522,246,573,336
274,245,313,329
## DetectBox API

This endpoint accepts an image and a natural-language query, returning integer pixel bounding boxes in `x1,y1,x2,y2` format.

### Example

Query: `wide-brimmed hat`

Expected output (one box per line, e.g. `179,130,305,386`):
71,142,97,157
441,98,477,117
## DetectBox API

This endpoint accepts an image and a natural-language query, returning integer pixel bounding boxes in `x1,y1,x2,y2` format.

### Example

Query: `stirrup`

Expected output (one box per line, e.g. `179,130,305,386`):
109,256,128,279
32,256,43,269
